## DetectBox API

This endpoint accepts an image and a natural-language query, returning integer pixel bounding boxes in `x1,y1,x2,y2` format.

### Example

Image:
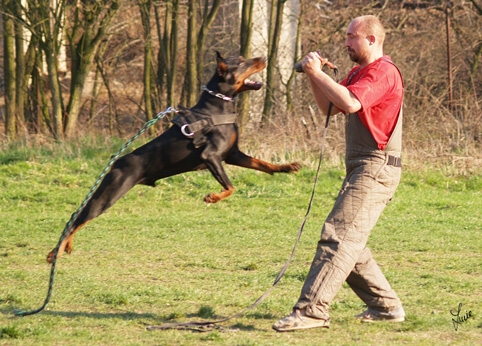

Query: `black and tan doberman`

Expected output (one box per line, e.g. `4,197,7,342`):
47,52,301,263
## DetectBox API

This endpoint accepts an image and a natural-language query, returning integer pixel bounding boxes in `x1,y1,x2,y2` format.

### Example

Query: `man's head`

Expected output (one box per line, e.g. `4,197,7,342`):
345,15,386,66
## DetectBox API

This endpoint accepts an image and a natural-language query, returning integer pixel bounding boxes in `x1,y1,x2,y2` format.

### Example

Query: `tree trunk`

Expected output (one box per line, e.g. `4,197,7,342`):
157,0,179,112
184,0,198,107
196,0,222,88
238,0,254,134
33,50,53,135
14,0,27,136
139,0,155,134
64,1,120,138
262,0,286,125
2,0,17,139
44,48,65,140
35,0,65,139
285,2,301,112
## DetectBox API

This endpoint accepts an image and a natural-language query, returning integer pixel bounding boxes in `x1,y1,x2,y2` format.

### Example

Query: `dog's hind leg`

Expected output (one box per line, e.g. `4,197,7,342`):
47,154,145,263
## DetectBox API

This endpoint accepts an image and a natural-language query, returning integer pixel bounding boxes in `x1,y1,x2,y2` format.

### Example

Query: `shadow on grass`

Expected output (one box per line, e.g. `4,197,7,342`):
1,306,158,321
145,305,268,332
46,310,159,321
2,305,269,333
246,311,277,320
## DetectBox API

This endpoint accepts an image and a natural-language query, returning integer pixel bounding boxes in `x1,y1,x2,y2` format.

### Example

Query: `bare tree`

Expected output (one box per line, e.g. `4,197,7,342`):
2,0,17,139
184,0,198,107
63,0,121,138
156,0,180,113
195,0,221,91
262,0,286,125
183,0,222,107
33,0,65,139
238,0,254,133
285,2,301,112
138,0,158,134
13,0,27,136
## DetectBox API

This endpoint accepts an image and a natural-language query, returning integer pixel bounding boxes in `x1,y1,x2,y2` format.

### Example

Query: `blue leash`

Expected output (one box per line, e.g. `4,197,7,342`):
14,107,175,317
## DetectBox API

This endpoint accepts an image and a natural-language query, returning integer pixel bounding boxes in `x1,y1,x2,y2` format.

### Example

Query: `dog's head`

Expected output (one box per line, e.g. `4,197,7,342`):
214,51,267,96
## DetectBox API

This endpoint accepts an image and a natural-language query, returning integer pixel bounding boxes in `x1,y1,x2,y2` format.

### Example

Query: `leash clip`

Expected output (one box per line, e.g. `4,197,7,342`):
181,124,194,137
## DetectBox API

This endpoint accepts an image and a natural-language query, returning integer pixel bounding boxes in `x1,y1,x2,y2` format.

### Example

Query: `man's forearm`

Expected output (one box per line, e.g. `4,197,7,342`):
309,70,361,114
309,78,340,116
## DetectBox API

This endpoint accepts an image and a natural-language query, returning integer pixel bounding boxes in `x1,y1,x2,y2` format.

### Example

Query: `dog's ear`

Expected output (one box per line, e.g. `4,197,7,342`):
215,51,224,60
216,51,227,76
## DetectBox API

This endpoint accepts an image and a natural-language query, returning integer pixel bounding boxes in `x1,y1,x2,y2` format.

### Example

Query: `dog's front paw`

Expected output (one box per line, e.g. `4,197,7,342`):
286,162,301,172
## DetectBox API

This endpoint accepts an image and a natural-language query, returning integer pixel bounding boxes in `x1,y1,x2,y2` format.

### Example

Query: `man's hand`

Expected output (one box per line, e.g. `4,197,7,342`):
303,51,331,75
294,51,336,74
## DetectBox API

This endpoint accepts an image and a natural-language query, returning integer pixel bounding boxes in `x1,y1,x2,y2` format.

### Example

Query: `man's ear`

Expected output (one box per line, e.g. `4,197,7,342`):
216,51,227,76
367,35,376,45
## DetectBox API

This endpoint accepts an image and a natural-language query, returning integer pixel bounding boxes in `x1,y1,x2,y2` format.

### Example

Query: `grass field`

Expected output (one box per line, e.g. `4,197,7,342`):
1,139,481,345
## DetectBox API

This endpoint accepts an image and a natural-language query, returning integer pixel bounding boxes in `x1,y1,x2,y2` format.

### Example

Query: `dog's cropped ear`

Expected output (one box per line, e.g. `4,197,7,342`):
216,51,227,76
215,51,224,60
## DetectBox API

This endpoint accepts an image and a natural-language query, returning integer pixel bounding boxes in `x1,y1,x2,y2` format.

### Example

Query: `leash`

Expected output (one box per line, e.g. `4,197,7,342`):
146,138,327,332
15,60,339,324
147,65,339,332
14,107,176,317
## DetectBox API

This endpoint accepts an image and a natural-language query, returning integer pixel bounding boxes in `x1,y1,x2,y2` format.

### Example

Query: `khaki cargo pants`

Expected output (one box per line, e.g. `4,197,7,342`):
294,151,402,319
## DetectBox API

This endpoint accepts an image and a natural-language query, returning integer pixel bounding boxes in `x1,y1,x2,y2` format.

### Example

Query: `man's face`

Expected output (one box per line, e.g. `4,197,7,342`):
345,20,370,63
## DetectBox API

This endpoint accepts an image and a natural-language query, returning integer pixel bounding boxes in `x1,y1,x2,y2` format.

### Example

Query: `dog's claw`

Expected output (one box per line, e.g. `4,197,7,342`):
285,162,301,172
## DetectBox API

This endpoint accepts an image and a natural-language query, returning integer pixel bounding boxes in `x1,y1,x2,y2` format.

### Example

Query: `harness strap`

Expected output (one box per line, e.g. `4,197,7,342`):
184,113,237,135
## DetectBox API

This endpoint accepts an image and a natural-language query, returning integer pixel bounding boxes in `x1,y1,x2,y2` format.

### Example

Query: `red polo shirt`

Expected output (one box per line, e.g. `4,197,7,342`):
341,56,404,150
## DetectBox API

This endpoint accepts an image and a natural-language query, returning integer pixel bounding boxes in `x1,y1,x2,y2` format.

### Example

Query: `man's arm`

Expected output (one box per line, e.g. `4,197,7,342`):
303,52,362,115
308,77,342,116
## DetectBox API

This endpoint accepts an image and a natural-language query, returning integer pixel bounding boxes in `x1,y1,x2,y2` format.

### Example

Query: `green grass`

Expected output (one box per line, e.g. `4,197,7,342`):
1,139,481,345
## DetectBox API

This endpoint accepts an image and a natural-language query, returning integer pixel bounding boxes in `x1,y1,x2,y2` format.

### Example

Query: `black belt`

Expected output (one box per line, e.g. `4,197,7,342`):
387,155,402,167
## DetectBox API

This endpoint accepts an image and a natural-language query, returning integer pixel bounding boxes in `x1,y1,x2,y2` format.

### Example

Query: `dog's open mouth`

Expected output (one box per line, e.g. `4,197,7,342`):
234,56,266,94
244,78,263,90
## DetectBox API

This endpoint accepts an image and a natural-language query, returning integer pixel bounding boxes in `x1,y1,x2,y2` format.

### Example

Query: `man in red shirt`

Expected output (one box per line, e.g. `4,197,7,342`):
273,15,405,332
341,58,404,150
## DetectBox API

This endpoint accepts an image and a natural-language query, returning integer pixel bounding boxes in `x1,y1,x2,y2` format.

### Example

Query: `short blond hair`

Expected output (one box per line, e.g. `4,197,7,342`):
353,15,386,45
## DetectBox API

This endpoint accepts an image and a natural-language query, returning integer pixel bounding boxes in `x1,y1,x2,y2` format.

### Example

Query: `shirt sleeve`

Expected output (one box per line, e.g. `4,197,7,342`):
346,67,394,112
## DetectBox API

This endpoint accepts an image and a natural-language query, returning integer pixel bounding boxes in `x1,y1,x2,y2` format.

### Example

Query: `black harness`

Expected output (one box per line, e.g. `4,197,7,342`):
171,106,236,148
171,86,237,148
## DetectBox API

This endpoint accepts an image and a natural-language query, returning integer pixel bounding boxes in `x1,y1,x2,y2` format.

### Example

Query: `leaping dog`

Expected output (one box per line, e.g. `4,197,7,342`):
47,52,301,263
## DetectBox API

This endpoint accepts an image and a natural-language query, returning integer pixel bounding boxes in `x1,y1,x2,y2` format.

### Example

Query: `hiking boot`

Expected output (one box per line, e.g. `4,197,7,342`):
273,309,330,332
355,306,405,323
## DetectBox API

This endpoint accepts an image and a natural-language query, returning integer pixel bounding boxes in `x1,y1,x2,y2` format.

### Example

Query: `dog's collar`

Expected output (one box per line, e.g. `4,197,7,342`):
202,85,237,103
